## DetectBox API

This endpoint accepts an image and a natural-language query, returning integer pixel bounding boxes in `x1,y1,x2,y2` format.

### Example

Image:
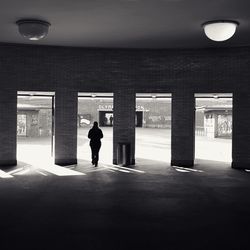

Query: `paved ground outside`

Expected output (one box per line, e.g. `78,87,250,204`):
17,127,232,167
79,127,232,163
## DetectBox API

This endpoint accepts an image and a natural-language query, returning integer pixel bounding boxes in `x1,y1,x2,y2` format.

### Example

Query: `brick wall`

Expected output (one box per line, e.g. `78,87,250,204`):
0,43,249,93
0,89,17,166
113,89,135,165
0,43,250,167
232,92,250,169
54,89,78,165
171,91,195,166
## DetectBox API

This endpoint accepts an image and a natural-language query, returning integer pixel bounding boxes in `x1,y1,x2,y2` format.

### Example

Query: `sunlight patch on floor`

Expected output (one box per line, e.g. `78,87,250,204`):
0,169,14,178
172,165,204,173
39,164,86,176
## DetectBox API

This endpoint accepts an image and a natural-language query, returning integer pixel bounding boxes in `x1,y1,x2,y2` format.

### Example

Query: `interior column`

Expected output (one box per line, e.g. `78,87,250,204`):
113,89,135,165
232,92,250,169
0,89,17,166
54,89,78,165
171,91,195,167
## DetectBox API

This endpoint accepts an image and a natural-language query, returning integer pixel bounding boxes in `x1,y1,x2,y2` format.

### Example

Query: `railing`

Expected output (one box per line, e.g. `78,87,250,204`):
195,126,205,136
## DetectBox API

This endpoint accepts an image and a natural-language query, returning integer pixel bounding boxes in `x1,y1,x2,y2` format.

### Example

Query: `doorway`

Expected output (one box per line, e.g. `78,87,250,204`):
135,93,172,163
195,93,232,163
17,91,54,165
78,93,113,164
99,110,142,127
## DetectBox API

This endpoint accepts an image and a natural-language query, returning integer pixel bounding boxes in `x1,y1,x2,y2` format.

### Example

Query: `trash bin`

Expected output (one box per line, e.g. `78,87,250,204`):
117,142,131,166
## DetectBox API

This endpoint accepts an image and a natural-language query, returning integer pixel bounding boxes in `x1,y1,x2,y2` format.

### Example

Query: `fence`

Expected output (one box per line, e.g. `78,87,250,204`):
195,126,205,136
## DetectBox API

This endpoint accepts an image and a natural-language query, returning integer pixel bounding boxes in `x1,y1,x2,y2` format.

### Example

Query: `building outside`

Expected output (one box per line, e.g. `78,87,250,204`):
78,98,171,128
17,103,52,137
197,105,232,138
18,97,232,138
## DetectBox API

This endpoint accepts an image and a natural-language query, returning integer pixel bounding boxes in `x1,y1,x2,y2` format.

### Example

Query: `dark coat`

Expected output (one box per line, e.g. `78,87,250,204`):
88,127,103,145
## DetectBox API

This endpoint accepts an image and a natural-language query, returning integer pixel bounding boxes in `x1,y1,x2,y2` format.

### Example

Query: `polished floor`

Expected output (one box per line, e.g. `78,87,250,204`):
0,158,250,250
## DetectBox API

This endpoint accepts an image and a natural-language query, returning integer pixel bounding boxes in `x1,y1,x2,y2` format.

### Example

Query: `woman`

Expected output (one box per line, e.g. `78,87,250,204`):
88,121,103,167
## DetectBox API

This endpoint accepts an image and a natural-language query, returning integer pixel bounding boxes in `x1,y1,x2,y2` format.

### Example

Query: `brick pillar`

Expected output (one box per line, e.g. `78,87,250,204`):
0,90,17,166
113,89,135,165
54,89,77,166
171,91,195,167
232,92,250,169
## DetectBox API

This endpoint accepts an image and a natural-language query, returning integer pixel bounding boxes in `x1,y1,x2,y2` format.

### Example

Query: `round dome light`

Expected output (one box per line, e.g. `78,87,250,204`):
16,19,50,41
203,21,239,42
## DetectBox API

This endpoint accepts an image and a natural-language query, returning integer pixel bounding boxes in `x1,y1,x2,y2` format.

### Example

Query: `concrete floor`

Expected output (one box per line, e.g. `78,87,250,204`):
1,128,245,249
0,159,250,249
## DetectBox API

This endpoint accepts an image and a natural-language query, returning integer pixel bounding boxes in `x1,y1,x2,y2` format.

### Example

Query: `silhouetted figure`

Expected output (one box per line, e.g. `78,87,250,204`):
88,121,103,166
104,116,108,126
109,115,113,126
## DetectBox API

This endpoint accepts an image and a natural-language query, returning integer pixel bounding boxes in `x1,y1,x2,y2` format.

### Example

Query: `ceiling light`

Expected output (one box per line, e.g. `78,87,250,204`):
202,21,239,42
16,19,50,41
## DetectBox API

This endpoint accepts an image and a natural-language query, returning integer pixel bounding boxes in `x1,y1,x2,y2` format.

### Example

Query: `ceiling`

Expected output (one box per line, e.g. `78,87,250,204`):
1,0,249,49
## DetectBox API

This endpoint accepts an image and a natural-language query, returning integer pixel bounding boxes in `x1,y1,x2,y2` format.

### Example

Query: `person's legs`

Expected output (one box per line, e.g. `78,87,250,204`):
90,144,96,164
96,147,100,162
94,143,101,166
93,148,97,159
90,142,101,166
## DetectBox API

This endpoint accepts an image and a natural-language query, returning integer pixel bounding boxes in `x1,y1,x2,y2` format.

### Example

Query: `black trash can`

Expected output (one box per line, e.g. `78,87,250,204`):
117,142,131,166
